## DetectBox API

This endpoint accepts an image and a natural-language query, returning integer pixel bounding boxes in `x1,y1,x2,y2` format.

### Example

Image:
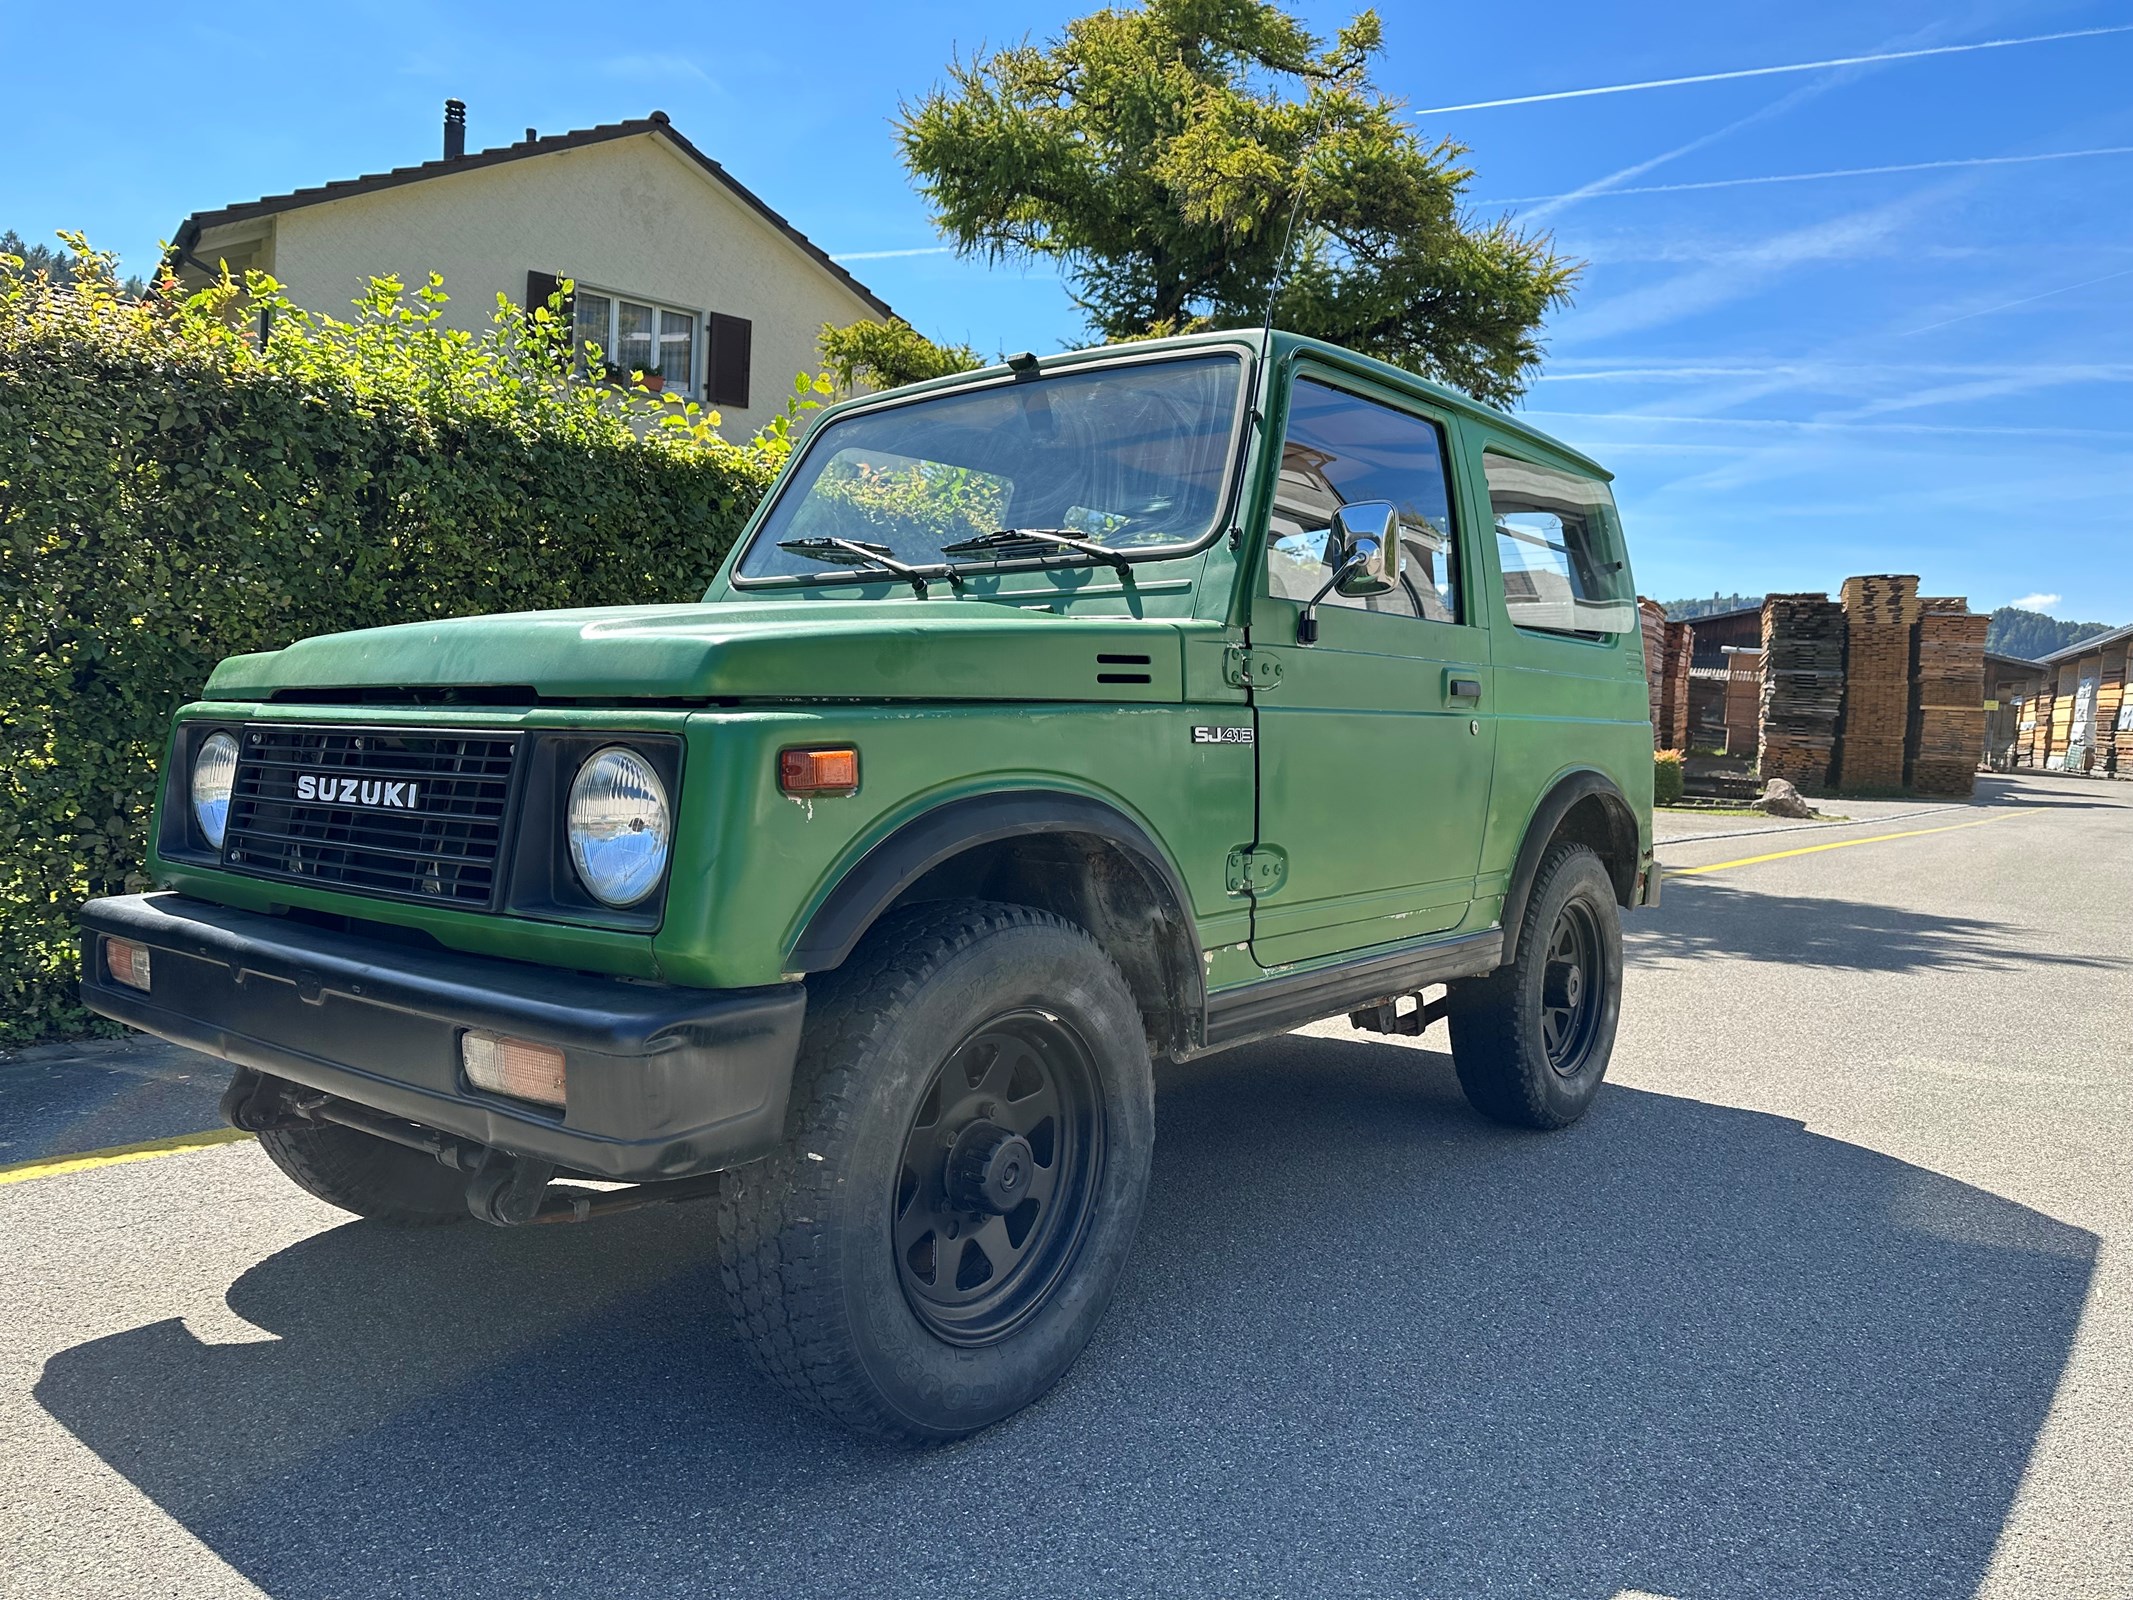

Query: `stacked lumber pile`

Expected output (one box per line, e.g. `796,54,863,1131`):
1836,574,1922,792
2097,653,2127,775
1638,599,1668,744
1636,599,1694,751
1757,593,1846,789
1723,649,1764,756
1907,597,1989,795
1660,619,1693,752
2025,683,2055,769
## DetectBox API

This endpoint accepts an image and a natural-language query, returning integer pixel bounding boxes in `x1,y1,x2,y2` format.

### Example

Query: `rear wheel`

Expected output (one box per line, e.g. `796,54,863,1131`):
716,900,1155,1442
1449,841,1622,1129
255,1119,468,1224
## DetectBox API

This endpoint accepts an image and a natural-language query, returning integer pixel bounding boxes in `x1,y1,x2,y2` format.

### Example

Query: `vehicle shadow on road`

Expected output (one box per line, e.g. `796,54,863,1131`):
38,1037,2094,1600
1635,877,2123,973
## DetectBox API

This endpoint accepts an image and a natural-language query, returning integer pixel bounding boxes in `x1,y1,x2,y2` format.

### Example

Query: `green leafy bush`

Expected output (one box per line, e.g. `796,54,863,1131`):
1653,749,1686,807
0,239,787,1042
818,317,982,393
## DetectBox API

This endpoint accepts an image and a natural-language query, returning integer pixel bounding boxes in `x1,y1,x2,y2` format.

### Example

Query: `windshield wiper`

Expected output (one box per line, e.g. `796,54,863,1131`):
938,528,1132,576
776,536,959,598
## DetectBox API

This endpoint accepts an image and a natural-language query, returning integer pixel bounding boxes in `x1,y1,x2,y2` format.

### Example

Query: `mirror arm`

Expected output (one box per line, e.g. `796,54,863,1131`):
1297,552,1367,646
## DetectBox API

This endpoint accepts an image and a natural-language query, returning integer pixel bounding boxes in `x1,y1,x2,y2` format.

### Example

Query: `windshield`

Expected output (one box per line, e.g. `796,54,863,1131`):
734,354,1245,581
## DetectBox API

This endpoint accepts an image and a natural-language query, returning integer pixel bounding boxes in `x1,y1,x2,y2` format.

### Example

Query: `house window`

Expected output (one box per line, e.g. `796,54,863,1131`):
572,288,697,394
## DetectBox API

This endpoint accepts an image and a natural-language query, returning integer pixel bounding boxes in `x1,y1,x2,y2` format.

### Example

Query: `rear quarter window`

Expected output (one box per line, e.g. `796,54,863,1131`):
1483,452,1635,639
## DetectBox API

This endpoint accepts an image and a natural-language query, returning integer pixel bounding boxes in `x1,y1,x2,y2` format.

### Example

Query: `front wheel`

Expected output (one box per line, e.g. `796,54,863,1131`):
715,901,1155,1442
1448,841,1623,1129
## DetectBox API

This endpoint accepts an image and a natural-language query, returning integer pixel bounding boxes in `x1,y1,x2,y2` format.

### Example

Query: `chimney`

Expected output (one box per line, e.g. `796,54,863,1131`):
443,99,467,160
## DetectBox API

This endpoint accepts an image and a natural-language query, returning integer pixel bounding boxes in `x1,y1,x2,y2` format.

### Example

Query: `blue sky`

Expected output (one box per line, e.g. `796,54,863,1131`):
4,1,2129,617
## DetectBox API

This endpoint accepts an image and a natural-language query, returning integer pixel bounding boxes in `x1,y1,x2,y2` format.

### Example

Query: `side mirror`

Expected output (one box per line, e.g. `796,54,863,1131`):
1330,501,1400,597
1298,501,1402,644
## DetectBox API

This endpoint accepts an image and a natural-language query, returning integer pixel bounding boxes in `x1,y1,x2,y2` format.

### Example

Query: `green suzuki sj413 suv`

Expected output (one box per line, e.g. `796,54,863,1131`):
82,328,1656,1440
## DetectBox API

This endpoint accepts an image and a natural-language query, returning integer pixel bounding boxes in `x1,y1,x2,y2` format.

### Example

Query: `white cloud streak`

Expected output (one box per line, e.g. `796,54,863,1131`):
1479,146,2133,205
831,246,956,261
1902,266,2133,335
1520,409,2133,441
1413,25,2133,114
1511,81,1834,225
2010,594,2063,610
1550,193,1928,343
598,53,713,82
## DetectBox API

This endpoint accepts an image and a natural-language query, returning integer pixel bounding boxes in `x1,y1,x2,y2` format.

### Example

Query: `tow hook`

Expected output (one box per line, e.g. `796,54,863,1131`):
465,1154,557,1226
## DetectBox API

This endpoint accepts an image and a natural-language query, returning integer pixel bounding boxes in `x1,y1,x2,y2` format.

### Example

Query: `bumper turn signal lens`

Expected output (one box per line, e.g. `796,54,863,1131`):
779,746,860,798
105,937,152,993
462,1031,567,1107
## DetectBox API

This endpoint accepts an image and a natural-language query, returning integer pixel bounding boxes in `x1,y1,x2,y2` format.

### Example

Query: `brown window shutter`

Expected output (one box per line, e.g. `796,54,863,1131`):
524,270,574,354
707,312,752,408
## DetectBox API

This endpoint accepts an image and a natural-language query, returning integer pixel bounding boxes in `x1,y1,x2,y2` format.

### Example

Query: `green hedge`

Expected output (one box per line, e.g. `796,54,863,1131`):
0,242,786,1043
1653,748,1685,807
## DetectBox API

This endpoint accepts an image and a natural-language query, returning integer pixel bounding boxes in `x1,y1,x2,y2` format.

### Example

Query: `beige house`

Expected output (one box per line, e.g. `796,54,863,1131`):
170,103,890,437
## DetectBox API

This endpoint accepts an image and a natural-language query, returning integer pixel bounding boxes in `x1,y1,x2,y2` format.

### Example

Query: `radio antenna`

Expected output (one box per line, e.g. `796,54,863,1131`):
1260,104,1328,345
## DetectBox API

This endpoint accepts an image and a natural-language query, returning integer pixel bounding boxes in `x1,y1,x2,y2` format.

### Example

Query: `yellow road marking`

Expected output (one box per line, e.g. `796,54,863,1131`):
0,1127,253,1186
1667,807,2034,877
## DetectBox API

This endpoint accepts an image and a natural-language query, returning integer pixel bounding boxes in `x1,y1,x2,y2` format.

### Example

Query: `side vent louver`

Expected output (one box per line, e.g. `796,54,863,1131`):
1096,652,1153,685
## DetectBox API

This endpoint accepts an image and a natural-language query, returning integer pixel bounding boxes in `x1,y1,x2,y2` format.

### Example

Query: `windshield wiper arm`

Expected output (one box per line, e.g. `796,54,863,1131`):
776,536,960,598
939,528,1132,575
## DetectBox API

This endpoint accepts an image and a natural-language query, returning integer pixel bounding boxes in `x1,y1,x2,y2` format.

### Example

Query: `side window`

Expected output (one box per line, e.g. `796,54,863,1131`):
1484,452,1636,638
1265,378,1459,625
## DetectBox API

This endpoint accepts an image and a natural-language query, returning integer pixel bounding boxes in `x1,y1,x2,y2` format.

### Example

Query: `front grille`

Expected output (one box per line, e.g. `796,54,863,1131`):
222,726,521,909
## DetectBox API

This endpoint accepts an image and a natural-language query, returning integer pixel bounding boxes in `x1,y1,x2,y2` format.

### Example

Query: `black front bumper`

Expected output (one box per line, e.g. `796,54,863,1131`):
80,893,805,1181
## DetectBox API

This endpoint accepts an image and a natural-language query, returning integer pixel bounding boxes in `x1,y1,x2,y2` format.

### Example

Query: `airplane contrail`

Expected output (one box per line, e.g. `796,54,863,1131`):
1413,25,2133,114
1903,267,2133,337
832,246,955,261
1479,146,2133,204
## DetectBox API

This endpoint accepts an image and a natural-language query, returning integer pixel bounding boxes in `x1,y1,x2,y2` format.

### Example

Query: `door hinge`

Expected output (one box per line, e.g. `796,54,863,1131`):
1225,845,1289,897
1224,646,1283,690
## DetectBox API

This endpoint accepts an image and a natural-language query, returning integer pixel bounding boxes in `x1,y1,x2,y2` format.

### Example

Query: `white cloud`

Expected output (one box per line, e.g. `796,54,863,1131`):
599,54,713,83
2009,594,2063,610
1549,195,1927,344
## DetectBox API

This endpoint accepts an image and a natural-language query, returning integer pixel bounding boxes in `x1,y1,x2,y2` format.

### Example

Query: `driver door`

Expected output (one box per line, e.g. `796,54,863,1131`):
1248,372,1496,968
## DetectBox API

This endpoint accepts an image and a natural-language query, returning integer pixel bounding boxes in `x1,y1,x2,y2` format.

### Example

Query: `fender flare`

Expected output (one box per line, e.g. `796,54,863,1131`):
1498,770,1641,965
786,790,1206,1021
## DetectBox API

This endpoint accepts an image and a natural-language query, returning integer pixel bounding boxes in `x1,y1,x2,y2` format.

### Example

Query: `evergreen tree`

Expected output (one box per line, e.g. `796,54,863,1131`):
897,0,1578,407
1985,607,2113,660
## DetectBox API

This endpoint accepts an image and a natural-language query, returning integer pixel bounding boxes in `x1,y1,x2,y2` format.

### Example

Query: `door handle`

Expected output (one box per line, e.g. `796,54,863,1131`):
1448,675,1483,702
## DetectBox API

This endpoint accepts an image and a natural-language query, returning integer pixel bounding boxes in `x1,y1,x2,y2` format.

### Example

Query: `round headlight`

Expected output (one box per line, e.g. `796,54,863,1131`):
566,747,671,907
191,730,240,848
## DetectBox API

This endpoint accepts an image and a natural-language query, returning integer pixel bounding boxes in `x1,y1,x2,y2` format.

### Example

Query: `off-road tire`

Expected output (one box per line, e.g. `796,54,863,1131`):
255,1121,469,1224
715,899,1156,1442
1449,841,1623,1130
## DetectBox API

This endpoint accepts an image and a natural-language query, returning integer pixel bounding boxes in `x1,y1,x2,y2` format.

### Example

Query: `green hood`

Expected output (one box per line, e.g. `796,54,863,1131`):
203,600,1192,703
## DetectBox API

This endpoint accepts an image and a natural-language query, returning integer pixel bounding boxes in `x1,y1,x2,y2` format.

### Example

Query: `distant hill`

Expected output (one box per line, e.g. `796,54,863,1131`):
1985,608,2114,661
1661,594,1764,621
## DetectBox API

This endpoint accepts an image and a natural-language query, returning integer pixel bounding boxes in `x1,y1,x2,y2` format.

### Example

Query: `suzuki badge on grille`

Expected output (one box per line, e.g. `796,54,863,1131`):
294,775,423,809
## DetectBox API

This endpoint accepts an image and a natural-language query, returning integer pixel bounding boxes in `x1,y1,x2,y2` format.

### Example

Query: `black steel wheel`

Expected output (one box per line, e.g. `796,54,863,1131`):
1448,841,1623,1129
893,1012,1104,1345
1538,899,1605,1077
716,900,1155,1442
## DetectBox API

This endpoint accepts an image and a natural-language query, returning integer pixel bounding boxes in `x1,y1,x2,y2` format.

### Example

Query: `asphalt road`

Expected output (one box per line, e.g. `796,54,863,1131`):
3,772,2127,1599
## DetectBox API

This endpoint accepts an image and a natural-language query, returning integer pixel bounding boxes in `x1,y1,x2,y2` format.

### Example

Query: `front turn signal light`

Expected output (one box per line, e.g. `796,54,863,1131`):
105,937,152,993
779,746,860,798
462,1031,567,1107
